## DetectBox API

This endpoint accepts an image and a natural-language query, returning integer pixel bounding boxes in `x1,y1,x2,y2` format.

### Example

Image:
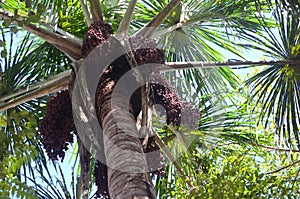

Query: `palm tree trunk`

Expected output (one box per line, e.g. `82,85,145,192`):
96,76,155,199
77,138,91,199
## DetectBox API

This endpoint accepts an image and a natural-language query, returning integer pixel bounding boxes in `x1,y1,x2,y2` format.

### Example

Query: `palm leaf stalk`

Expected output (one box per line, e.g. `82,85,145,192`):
134,0,181,38
89,0,103,22
80,0,93,26
1,59,299,111
116,0,138,36
0,70,70,111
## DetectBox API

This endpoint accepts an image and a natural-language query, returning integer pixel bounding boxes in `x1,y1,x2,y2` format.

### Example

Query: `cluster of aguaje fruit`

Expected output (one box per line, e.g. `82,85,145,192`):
39,21,200,198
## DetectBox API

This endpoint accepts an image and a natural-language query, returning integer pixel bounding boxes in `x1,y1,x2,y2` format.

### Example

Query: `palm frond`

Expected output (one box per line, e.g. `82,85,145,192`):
0,25,73,109
0,109,41,198
243,0,300,148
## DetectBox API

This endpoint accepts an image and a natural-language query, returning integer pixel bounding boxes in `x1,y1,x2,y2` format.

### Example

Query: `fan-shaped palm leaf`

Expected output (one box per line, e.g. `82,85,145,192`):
242,0,300,148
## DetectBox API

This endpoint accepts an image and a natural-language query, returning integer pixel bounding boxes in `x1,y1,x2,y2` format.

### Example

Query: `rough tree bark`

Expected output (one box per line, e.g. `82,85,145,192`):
89,41,156,197
96,77,155,198
100,90,153,198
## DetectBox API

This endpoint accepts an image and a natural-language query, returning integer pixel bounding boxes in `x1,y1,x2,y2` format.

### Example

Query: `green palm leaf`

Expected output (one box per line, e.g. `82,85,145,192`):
243,0,300,148
0,29,72,111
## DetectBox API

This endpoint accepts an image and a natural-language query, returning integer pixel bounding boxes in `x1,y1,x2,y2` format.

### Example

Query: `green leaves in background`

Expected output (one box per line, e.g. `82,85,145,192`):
156,141,300,199
0,110,39,199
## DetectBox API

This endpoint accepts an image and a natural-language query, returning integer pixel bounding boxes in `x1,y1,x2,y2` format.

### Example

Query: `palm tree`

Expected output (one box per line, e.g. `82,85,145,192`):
1,0,299,198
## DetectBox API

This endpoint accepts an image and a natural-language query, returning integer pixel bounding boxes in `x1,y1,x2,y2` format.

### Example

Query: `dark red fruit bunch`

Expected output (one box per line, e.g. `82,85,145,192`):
39,90,75,161
149,74,201,128
129,35,165,68
181,102,201,129
81,21,114,57
149,73,182,126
